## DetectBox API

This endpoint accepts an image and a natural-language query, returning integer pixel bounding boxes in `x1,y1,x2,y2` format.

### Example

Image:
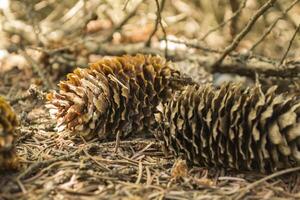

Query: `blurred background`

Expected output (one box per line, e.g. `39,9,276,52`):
0,0,299,84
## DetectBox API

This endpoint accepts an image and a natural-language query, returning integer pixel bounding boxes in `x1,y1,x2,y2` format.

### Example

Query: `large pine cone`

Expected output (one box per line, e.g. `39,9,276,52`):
156,83,300,172
47,54,191,140
0,97,18,170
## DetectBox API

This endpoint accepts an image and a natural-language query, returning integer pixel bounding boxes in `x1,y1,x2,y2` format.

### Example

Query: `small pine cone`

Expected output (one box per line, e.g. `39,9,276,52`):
156,83,300,172
0,97,18,170
47,54,191,140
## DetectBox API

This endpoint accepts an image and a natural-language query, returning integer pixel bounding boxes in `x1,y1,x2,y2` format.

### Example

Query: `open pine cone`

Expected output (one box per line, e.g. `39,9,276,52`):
0,97,18,170
47,54,191,140
156,83,300,172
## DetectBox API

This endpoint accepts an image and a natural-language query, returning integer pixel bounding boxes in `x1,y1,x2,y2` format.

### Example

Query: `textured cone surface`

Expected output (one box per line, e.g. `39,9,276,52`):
47,54,190,140
157,83,300,172
0,97,18,170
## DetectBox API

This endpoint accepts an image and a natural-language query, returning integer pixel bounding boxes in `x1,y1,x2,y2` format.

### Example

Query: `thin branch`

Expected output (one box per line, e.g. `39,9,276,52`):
158,0,168,57
104,1,142,42
229,0,241,37
123,0,131,10
207,57,300,78
200,0,247,41
212,0,277,67
145,0,166,47
90,42,300,79
250,0,299,51
249,17,283,51
275,1,299,29
279,23,300,65
25,0,44,46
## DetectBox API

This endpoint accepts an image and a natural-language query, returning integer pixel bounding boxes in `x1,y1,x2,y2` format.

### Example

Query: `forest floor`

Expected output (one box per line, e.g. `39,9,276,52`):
0,64,300,200
1,0,300,199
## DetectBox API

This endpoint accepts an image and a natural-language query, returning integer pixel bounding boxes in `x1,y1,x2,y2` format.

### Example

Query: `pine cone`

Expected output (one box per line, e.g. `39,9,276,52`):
156,83,300,172
47,54,191,140
0,97,18,170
